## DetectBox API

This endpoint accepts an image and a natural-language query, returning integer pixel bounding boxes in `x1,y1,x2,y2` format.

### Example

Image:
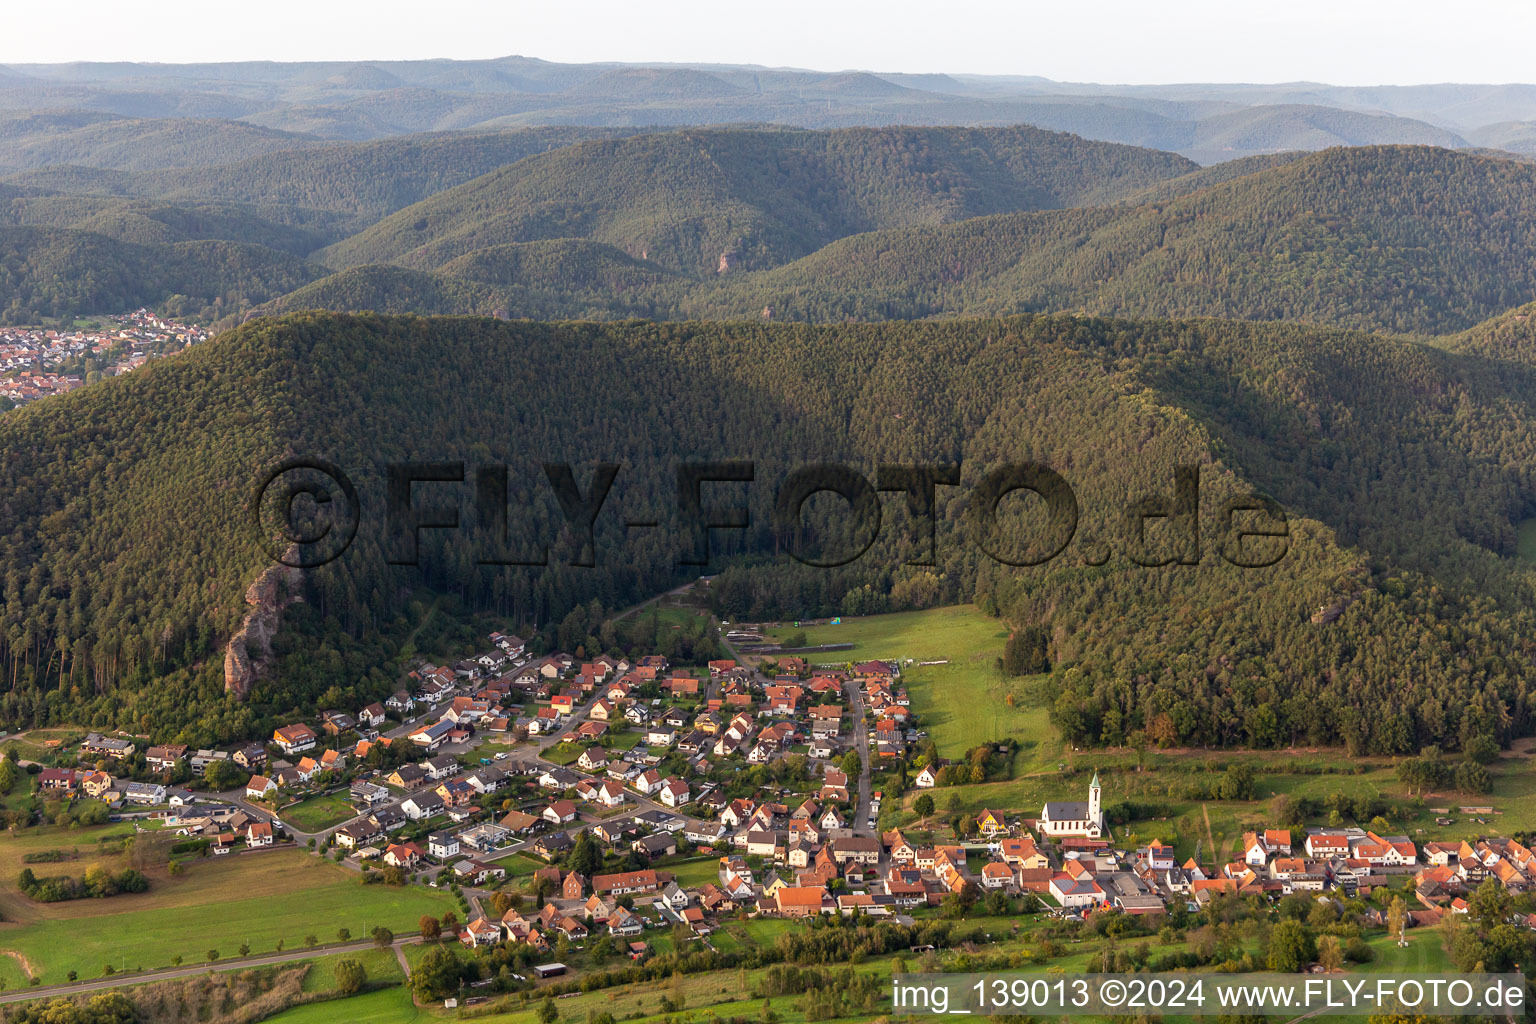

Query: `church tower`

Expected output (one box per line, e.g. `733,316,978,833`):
1088,771,1102,829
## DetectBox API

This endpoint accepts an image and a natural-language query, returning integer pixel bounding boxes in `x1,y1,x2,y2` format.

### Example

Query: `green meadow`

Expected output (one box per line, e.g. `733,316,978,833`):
0,846,456,985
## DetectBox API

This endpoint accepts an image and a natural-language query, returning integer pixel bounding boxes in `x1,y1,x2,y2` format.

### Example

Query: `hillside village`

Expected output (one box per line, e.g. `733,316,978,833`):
0,309,208,405
11,619,1536,973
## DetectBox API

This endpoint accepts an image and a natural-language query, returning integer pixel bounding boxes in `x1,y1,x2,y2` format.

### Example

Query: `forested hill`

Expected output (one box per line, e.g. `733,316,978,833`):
314,125,1198,274
1,311,1534,757
18,135,1536,336
139,127,641,229
690,145,1536,334
0,226,326,323
0,112,323,173
232,144,1536,336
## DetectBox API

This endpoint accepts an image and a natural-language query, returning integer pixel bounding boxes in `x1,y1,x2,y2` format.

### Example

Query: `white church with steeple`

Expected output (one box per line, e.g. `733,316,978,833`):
1038,771,1103,839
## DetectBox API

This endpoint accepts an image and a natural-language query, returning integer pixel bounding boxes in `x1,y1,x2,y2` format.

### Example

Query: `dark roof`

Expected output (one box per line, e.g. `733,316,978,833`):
1044,801,1090,819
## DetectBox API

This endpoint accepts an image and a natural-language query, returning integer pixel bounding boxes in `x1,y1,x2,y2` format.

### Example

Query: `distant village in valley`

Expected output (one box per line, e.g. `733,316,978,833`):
11,611,1536,976
0,309,208,406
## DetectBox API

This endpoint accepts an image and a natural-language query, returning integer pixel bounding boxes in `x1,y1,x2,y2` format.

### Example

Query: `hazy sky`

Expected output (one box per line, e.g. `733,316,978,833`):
3,0,1535,85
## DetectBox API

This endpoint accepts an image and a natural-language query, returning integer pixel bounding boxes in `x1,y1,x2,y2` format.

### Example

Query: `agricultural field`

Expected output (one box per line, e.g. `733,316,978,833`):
0,841,456,985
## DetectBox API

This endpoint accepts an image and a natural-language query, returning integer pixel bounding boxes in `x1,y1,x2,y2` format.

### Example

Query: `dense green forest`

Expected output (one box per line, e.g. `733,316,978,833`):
0,226,325,323
687,145,1536,333
8,106,1536,757
313,125,1197,274
13,133,1536,336
223,144,1536,335
0,111,321,172
254,240,691,320
1,311,1535,759
138,127,638,227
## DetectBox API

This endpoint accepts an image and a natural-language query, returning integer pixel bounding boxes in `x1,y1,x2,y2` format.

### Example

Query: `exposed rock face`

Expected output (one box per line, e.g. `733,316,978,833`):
1310,563,1370,626
224,558,303,698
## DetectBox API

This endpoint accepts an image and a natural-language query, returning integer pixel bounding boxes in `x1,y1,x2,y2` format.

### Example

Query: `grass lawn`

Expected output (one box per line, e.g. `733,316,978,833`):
299,947,405,993
484,851,545,878
263,986,424,1024
1359,929,1455,972
541,743,586,766
657,855,718,888
282,794,358,832
0,848,456,984
604,731,644,751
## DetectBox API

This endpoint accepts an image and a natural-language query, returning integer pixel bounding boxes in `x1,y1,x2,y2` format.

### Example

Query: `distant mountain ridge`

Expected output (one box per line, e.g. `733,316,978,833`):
0,56,1526,161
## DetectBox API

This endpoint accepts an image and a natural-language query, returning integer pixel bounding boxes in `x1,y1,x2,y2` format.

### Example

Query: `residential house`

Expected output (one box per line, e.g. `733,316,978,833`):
245,775,276,800
145,744,188,773
402,792,446,820
428,831,461,860
543,800,578,825
384,842,426,869
774,886,833,917
273,724,317,755
593,869,660,896
660,777,691,808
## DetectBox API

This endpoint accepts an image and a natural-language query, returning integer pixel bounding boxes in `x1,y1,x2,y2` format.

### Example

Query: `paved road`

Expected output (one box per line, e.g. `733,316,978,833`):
725,626,875,838
0,936,422,1006
844,678,874,832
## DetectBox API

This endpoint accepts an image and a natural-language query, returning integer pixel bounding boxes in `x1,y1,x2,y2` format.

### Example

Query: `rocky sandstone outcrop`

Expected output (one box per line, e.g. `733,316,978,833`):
224,558,303,698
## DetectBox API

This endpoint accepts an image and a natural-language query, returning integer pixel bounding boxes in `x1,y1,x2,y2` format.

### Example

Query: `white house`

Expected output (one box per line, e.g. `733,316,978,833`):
402,793,445,820
428,831,461,860
1049,875,1105,909
660,777,691,808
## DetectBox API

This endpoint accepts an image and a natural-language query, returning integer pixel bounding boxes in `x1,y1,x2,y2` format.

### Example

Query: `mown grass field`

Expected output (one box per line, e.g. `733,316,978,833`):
299,947,404,993
281,794,358,832
264,985,424,1024
0,845,456,984
657,854,717,888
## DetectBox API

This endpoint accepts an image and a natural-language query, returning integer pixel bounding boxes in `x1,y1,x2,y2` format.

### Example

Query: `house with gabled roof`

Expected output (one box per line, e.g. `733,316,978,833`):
272,723,317,754
774,886,832,917
461,917,501,947
660,777,691,808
